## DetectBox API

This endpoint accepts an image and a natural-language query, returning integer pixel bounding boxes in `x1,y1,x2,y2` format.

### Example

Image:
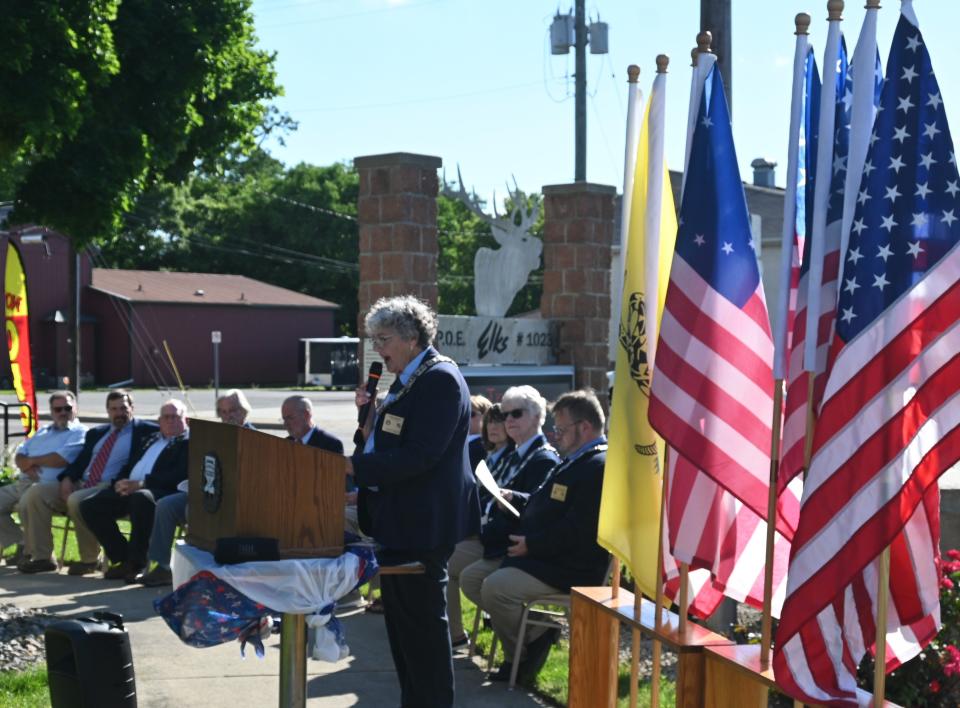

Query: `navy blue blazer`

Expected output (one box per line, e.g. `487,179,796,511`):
288,426,344,455
58,419,160,484
468,437,486,471
480,437,559,559
353,347,481,554
501,446,609,591
116,432,190,499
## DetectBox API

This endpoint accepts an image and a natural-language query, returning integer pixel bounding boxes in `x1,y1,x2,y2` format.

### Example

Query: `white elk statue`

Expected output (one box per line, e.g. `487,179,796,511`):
443,169,542,317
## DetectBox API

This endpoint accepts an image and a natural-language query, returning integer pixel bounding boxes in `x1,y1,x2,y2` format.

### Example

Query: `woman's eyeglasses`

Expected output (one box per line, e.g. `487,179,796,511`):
52,405,73,413
501,408,526,419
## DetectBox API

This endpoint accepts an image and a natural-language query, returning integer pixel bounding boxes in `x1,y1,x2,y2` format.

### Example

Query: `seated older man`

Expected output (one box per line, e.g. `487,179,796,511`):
18,390,157,575
80,400,190,582
133,389,253,587
0,392,87,567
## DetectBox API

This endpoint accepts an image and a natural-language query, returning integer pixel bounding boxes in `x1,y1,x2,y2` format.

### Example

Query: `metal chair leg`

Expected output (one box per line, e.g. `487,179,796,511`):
508,604,533,689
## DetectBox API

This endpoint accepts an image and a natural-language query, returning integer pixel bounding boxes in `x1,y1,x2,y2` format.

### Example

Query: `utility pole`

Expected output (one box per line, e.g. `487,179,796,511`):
69,246,81,397
551,4,607,183
574,0,587,181
701,0,732,112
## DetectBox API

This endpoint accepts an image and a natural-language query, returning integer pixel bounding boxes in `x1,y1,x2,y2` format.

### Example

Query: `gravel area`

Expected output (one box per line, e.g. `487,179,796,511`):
0,603,61,673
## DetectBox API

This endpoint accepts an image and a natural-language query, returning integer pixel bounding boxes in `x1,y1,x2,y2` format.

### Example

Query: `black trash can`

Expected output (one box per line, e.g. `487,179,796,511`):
44,611,137,708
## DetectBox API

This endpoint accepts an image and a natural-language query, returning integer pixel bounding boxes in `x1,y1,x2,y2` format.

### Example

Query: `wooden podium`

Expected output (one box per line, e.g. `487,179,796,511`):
186,419,345,558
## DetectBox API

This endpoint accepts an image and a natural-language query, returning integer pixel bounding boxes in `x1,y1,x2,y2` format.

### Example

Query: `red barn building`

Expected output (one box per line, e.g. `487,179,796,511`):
0,226,339,388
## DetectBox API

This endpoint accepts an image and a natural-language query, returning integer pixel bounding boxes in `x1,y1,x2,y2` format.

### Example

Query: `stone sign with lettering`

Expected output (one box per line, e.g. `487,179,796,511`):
434,315,557,365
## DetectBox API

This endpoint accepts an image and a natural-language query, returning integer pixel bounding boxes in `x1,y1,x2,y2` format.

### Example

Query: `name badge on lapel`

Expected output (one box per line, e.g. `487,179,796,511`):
382,414,405,436
550,483,568,502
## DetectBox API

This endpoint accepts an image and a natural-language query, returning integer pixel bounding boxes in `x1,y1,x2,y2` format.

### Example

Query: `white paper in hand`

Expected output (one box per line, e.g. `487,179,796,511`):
474,460,520,518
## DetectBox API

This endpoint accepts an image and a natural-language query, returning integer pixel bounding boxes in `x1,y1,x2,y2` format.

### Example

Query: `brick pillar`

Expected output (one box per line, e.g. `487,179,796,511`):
355,152,441,328
540,183,616,407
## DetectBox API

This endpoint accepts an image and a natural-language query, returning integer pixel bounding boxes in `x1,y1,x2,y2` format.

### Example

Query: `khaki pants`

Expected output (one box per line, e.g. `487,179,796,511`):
462,562,561,662
19,481,105,563
0,477,34,548
447,537,484,639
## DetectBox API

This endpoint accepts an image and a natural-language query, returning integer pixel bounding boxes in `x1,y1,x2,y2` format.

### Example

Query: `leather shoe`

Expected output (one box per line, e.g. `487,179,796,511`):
67,561,100,576
18,558,57,574
130,566,172,587
4,545,24,566
104,561,143,581
519,627,561,684
487,663,513,682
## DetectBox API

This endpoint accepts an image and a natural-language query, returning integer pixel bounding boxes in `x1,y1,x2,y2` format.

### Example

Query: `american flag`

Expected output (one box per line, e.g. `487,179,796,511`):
779,37,848,496
649,65,793,615
774,8,960,705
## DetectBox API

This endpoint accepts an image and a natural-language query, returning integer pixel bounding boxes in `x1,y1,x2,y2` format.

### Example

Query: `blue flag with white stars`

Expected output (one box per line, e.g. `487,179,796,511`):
675,66,760,309
838,15,960,340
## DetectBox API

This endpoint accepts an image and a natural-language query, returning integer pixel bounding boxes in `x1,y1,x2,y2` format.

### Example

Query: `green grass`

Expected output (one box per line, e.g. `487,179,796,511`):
458,596,676,707
0,667,49,708
3,513,132,565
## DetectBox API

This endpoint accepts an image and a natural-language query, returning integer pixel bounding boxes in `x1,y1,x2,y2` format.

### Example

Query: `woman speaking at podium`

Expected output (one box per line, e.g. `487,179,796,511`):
346,295,480,708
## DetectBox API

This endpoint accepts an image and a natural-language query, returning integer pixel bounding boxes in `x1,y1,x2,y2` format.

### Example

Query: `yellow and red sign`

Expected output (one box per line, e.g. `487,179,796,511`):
5,242,37,436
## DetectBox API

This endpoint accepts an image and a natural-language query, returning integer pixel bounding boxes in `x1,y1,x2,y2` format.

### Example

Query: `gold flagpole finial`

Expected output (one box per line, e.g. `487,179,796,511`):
696,30,714,54
690,47,699,67
627,65,641,83
865,0,881,8
827,0,844,21
795,13,812,35
656,55,670,74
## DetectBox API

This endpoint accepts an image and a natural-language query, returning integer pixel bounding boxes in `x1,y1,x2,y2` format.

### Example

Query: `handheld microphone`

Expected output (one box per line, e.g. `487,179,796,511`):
357,362,383,426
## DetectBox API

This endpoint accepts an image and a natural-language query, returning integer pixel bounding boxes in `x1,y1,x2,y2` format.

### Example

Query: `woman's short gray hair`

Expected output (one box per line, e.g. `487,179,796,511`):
218,389,252,414
500,385,547,427
364,295,438,348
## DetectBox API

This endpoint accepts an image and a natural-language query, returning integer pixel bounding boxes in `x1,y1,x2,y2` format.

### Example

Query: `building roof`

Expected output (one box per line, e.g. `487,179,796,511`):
90,269,339,309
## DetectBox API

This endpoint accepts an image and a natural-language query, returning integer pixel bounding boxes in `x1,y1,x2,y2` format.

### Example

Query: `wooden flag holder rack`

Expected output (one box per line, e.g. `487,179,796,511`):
568,586,903,707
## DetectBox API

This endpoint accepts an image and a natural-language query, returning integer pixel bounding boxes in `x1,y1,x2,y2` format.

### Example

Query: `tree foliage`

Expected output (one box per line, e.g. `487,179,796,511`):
98,149,360,333
97,161,544,334
0,0,282,244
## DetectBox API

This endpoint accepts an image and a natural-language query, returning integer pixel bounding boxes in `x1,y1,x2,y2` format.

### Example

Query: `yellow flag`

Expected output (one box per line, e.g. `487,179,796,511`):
598,67,676,600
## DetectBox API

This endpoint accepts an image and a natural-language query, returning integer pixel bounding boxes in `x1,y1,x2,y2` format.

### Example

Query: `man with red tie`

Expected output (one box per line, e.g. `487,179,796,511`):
17,390,158,574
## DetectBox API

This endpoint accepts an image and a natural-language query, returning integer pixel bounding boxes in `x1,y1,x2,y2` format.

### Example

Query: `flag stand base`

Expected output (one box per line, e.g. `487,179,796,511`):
568,586,732,708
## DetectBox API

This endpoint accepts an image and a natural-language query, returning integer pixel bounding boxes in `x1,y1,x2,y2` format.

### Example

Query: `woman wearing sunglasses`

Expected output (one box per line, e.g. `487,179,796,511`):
459,386,560,632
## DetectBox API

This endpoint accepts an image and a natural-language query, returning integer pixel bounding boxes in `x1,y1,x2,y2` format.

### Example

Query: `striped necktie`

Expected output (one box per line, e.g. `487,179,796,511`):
83,429,120,488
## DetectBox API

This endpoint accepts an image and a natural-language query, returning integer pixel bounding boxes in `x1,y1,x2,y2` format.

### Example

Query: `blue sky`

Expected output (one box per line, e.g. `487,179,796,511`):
250,0,958,210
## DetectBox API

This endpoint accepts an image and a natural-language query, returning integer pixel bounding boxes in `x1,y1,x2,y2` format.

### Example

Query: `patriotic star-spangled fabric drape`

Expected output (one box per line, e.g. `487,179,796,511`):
648,64,793,617
774,5,960,705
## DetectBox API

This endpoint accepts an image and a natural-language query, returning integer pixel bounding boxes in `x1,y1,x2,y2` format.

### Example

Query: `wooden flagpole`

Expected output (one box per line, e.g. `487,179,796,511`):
760,380,785,669
873,546,891,705
762,9,811,671
645,445,670,708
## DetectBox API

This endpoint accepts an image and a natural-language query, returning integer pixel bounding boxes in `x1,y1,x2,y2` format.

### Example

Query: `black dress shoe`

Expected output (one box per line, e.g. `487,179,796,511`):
18,558,57,574
519,627,561,684
487,664,513,682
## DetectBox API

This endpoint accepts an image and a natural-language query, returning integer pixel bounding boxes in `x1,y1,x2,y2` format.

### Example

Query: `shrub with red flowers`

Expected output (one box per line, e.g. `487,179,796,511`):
858,549,960,706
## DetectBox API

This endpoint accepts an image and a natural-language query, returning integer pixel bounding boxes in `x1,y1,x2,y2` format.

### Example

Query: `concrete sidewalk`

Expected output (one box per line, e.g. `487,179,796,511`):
0,566,548,707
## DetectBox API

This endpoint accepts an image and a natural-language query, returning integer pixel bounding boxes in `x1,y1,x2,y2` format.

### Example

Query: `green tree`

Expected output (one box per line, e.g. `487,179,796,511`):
98,150,361,333
0,0,282,244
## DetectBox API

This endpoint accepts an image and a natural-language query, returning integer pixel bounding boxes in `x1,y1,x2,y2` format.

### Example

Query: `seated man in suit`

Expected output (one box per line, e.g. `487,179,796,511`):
133,389,254,587
18,390,157,575
80,400,190,582
462,389,609,685
282,395,343,454
0,391,87,567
